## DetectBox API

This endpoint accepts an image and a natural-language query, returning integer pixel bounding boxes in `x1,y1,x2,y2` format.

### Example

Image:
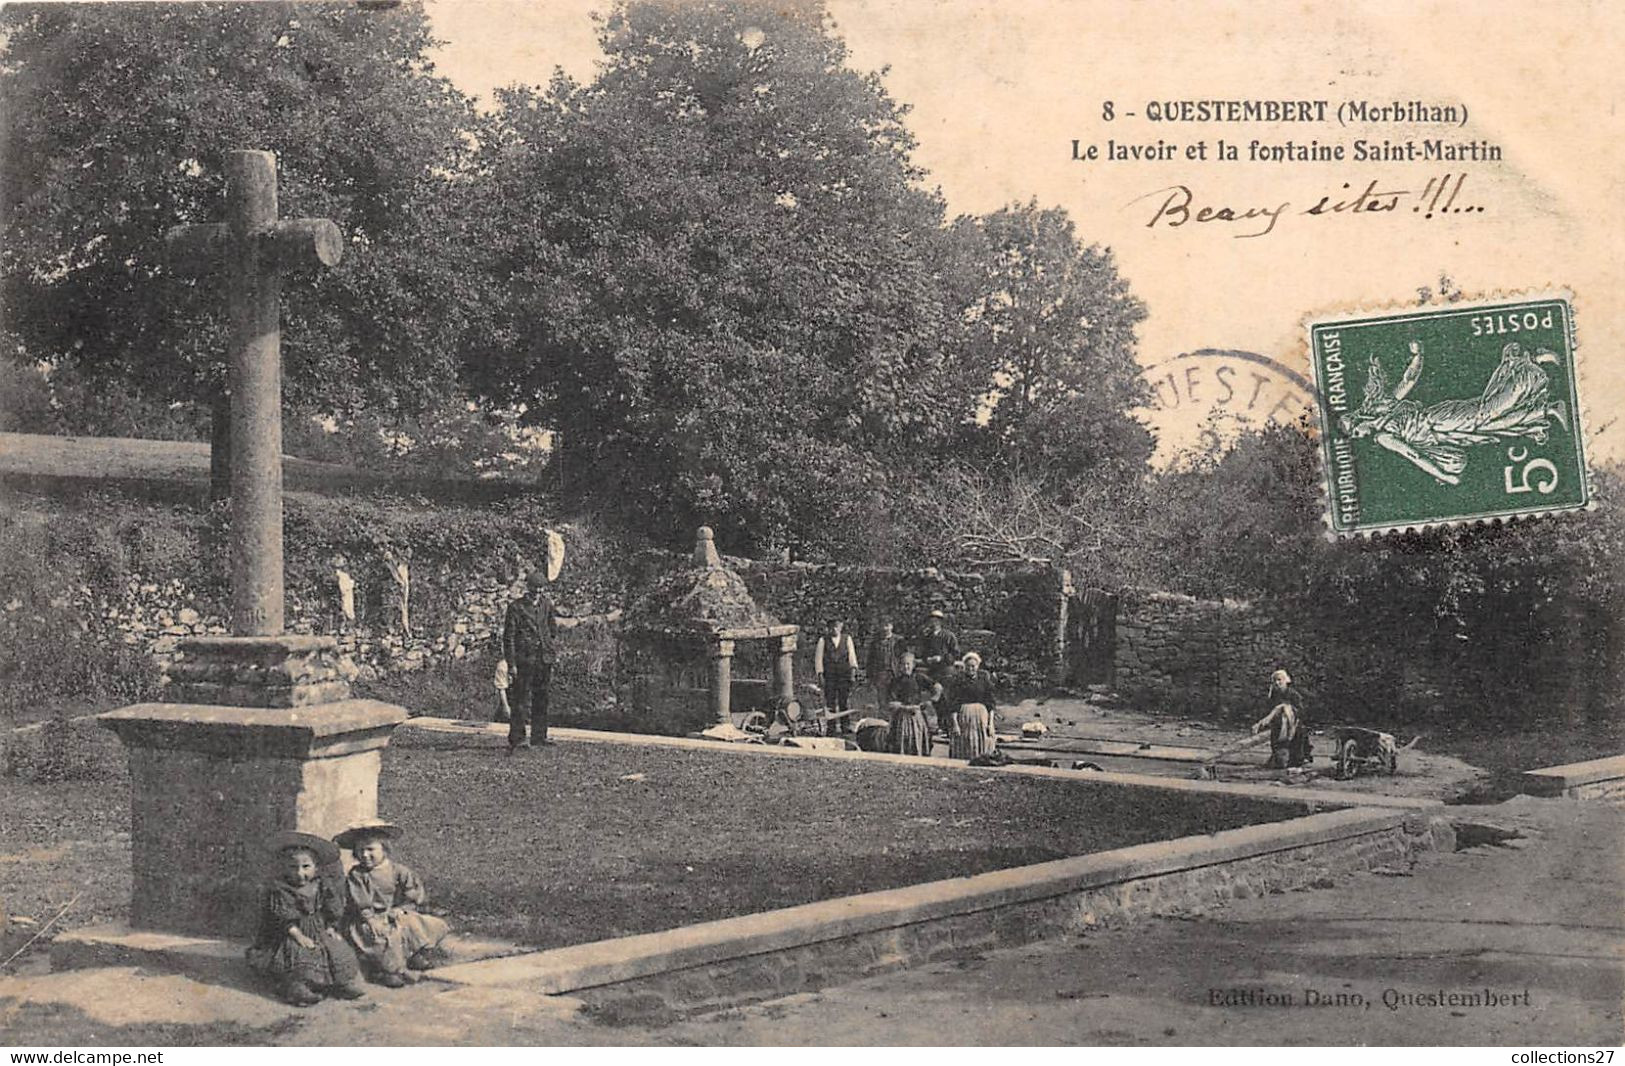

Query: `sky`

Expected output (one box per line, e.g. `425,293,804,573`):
424,0,1625,466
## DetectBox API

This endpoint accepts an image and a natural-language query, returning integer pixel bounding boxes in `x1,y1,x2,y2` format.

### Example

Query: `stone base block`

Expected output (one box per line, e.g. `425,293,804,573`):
165,635,352,708
1522,754,1625,799
51,923,527,986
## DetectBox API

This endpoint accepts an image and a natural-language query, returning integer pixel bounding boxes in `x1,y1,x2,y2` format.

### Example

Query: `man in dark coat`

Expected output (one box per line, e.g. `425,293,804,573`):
916,610,959,730
864,619,901,712
501,572,559,752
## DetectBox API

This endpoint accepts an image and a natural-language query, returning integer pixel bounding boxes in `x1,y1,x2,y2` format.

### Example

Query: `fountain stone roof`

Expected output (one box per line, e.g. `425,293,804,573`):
622,527,797,641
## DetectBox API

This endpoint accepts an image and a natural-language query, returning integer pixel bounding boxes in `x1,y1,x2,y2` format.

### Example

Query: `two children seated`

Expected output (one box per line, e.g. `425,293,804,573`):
248,820,451,1006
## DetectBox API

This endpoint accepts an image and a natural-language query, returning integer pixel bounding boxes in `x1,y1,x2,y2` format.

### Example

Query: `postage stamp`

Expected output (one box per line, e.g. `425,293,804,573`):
1307,294,1589,536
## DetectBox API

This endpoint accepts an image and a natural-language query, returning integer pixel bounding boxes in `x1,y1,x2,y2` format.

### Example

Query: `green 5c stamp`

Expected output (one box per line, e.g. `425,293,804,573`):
1308,294,1589,535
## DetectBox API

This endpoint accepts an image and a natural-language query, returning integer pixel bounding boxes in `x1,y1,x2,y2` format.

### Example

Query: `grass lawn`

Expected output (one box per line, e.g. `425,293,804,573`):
1,728,1303,958
381,730,1302,950
0,777,131,961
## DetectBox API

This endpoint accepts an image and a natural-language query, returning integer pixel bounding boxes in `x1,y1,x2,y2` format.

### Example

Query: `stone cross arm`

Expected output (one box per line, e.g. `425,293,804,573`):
166,216,342,277
164,149,343,278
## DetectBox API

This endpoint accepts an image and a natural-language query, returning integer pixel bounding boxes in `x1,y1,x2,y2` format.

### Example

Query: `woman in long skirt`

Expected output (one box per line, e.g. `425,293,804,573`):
946,652,998,761
886,651,941,757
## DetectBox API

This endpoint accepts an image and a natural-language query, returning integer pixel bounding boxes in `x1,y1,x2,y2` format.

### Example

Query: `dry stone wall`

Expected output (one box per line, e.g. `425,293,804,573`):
1109,587,1491,721
37,537,1068,711
1112,589,1302,719
80,571,527,686
631,552,1070,691
35,486,1508,728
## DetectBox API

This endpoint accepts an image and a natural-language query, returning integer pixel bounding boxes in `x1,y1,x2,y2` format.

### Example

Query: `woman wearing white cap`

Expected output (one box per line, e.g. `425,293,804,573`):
945,651,997,761
1252,668,1311,768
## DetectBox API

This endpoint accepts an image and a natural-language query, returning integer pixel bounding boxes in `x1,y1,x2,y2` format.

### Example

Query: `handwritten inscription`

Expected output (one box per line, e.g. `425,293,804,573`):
1139,174,1481,238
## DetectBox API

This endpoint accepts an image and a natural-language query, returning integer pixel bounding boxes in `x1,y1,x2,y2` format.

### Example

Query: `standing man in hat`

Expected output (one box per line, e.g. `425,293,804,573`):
917,610,959,731
501,572,561,753
815,618,859,733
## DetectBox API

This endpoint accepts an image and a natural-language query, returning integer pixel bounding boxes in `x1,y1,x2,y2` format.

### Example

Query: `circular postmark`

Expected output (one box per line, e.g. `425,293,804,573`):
1141,348,1317,456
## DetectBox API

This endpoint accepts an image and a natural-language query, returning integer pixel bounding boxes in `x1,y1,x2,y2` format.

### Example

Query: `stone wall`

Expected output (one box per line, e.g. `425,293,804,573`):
52,556,1499,725
2,491,641,722
1109,587,1493,721
84,571,530,687
1112,590,1302,719
632,553,1069,691
36,539,1068,715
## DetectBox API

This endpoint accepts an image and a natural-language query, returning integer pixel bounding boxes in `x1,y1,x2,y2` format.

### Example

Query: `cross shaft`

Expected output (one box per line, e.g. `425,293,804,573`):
166,150,342,636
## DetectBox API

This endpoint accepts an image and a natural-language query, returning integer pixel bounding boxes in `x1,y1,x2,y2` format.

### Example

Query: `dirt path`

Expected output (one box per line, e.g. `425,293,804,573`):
995,696,1487,802
1,795,1617,1046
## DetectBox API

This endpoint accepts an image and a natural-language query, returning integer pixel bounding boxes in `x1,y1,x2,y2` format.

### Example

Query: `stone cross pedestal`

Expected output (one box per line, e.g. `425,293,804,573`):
95,151,407,942
99,699,404,936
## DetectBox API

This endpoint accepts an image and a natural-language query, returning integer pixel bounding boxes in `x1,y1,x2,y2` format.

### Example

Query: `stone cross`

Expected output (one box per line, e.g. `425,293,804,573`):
167,151,342,636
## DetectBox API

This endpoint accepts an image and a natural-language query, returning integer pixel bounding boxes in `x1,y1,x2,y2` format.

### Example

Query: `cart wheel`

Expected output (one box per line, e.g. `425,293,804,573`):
1336,738,1358,780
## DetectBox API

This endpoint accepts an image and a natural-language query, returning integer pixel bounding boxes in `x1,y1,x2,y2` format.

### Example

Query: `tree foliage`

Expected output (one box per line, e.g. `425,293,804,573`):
1138,422,1624,719
3,0,1165,561
948,201,1153,483
0,1,479,423
465,0,966,554
904,460,1151,580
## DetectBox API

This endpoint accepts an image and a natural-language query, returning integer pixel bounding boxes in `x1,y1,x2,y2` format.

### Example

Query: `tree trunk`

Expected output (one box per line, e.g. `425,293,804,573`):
209,386,231,502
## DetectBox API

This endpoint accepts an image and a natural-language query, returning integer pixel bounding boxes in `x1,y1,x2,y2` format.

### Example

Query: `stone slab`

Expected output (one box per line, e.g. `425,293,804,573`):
51,925,250,987
1003,738,1221,761
714,624,799,640
162,678,354,709
404,717,1440,811
101,699,407,757
777,736,850,751
429,807,1412,994
51,923,528,986
165,635,353,708
1522,753,1625,797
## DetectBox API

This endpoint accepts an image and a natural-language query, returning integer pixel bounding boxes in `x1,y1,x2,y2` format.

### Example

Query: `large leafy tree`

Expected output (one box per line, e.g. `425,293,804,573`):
949,201,1153,484
0,2,479,486
465,0,963,555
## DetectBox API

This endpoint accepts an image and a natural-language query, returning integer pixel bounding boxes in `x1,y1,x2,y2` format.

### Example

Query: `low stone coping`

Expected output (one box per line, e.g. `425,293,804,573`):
428,806,1412,995
100,699,408,757
51,926,525,984
1004,738,1222,762
404,717,1441,811
1521,753,1625,797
